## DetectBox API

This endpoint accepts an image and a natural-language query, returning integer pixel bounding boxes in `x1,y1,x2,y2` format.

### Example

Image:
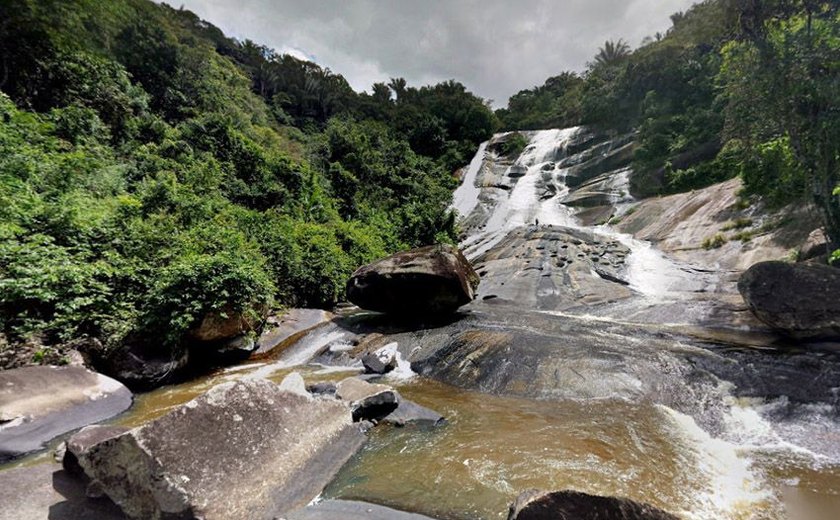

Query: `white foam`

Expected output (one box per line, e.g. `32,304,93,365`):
452,141,488,219
658,405,770,519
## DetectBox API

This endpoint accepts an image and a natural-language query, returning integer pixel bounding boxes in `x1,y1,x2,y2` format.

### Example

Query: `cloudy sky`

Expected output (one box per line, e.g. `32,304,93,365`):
176,0,697,106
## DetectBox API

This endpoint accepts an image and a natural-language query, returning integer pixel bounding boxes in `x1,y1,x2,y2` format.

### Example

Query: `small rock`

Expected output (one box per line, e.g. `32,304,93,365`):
336,378,399,422
279,372,311,399
306,381,337,397
382,400,446,428
361,350,397,375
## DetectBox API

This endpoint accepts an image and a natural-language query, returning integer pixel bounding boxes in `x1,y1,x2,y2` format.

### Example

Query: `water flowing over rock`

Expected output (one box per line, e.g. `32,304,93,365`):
738,261,840,339
72,379,366,520
0,366,132,462
346,244,480,315
508,489,680,520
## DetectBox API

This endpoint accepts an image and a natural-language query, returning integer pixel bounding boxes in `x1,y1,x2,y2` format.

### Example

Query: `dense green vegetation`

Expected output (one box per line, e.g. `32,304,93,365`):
499,0,839,247
0,0,497,360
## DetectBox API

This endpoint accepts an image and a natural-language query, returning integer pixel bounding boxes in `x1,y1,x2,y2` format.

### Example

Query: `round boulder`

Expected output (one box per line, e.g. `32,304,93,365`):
738,261,840,339
346,244,480,315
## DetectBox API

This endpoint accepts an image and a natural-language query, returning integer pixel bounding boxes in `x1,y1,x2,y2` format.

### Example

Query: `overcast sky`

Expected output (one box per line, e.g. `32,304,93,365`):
175,0,697,106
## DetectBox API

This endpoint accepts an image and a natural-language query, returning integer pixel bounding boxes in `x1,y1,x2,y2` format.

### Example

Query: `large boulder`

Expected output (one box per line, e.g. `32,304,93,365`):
0,366,132,462
508,490,680,520
738,261,840,339
346,244,480,315
72,379,366,520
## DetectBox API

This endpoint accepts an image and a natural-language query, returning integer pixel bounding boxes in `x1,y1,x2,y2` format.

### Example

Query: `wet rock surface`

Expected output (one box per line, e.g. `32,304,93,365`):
286,499,438,520
0,366,132,462
336,377,400,422
739,261,840,339
73,379,366,520
508,489,680,520
256,309,334,356
470,226,632,310
346,244,480,315
381,399,446,428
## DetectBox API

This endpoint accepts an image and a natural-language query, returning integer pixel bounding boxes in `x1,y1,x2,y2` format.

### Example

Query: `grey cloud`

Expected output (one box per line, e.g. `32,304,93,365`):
176,0,697,105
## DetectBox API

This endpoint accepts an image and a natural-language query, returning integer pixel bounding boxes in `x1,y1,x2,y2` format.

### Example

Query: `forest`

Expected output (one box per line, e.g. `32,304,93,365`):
499,0,839,246
0,0,837,364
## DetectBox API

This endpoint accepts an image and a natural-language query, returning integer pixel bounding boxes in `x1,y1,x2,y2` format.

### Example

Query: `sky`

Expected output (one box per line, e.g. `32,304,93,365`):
175,0,698,106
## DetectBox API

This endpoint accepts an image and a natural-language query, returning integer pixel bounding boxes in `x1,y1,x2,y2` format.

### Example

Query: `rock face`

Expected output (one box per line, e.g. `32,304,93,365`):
508,490,680,520
346,244,480,315
100,343,190,391
0,366,132,462
738,261,840,339
188,306,262,343
73,379,366,520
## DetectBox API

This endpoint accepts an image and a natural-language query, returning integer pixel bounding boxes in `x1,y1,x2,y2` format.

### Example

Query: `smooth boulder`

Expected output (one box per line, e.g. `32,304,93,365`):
508,490,680,520
738,261,840,339
73,379,366,520
0,366,132,462
346,244,480,315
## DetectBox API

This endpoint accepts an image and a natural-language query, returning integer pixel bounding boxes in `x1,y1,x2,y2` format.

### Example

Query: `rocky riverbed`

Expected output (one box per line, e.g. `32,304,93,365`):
2,127,839,520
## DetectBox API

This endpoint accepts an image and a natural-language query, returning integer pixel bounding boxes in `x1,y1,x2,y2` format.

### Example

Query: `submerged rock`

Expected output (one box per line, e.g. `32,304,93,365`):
738,261,840,339
0,366,132,462
346,244,480,315
508,489,680,520
336,377,400,422
72,379,366,520
287,499,438,520
382,399,446,428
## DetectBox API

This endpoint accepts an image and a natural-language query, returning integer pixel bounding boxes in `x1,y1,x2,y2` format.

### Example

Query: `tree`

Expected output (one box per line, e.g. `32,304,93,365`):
593,39,631,67
724,1,840,245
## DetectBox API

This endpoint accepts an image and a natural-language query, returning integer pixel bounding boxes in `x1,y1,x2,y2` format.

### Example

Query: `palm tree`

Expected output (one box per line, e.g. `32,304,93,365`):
593,39,631,67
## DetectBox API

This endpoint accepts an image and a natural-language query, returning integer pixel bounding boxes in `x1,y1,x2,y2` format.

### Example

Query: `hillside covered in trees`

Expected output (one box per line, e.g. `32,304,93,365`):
0,0,497,365
498,0,839,253
0,0,837,370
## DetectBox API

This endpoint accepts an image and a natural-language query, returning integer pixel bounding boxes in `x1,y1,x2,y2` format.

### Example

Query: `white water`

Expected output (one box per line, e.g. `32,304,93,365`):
451,141,488,219
459,129,709,300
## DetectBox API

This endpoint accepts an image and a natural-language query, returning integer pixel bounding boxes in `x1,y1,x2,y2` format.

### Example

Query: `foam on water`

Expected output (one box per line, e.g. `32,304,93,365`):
245,329,347,380
659,405,772,519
